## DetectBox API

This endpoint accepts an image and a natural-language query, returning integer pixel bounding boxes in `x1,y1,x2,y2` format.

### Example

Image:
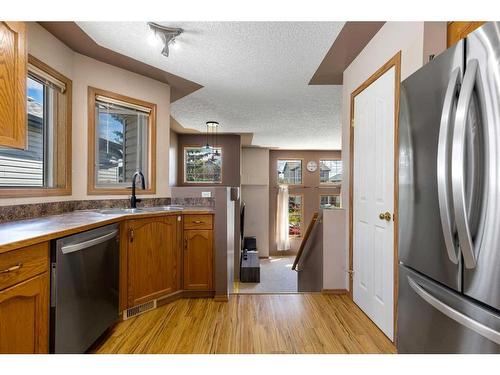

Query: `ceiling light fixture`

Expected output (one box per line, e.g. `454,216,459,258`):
147,22,183,57
204,121,221,159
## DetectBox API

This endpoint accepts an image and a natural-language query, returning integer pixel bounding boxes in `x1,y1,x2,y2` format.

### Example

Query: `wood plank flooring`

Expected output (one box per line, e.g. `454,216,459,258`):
94,294,396,354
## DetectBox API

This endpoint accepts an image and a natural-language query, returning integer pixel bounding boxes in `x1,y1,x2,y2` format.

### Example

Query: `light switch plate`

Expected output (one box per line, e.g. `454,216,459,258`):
202,191,212,198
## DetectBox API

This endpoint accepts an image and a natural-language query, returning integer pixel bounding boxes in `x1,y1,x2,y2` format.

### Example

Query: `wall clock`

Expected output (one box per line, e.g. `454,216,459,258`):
307,160,318,172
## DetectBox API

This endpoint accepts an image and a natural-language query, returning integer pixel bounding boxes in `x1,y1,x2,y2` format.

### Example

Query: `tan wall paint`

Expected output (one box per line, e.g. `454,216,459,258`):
269,149,341,255
0,22,171,206
341,22,427,286
176,134,241,187
169,130,178,187
241,148,270,257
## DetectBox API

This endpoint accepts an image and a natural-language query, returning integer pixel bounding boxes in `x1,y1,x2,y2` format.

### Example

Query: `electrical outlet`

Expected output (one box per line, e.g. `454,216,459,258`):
202,191,211,198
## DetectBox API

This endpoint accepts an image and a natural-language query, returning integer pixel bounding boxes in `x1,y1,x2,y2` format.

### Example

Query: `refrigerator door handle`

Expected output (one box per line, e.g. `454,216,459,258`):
437,67,461,264
408,276,500,345
452,59,479,269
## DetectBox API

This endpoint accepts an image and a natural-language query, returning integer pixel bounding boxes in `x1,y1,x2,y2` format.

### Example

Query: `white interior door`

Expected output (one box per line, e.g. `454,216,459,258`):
353,67,395,340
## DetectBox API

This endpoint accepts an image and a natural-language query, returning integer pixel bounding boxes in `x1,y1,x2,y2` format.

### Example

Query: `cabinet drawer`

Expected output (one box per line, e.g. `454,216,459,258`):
184,214,213,230
0,242,49,291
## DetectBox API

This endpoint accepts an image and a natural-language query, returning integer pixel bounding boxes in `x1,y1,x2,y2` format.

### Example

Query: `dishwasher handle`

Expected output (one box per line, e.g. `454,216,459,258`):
61,229,118,254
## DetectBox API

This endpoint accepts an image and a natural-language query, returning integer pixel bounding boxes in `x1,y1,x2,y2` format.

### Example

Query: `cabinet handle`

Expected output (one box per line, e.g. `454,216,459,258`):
193,220,203,224
129,229,134,243
0,263,23,274
184,238,188,250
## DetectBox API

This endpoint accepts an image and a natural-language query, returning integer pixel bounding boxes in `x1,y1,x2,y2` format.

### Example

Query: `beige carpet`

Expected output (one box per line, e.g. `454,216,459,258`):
235,256,298,294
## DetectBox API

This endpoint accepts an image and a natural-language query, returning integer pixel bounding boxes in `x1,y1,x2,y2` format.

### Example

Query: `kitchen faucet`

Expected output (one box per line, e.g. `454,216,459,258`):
130,171,145,208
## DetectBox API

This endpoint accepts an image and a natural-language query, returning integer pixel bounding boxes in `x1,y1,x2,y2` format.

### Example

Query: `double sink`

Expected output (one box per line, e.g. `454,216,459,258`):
95,206,184,215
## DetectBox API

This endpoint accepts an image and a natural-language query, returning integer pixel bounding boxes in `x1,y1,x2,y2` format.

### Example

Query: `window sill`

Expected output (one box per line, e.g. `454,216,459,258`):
0,187,71,198
87,187,156,196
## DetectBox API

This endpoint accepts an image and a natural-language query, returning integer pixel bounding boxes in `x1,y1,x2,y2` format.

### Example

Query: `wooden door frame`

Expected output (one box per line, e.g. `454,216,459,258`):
348,51,401,338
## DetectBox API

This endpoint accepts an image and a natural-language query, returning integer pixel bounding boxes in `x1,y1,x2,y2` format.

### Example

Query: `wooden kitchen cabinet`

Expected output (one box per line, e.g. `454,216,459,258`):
0,21,27,149
0,242,49,354
183,228,213,291
447,22,485,47
126,215,182,307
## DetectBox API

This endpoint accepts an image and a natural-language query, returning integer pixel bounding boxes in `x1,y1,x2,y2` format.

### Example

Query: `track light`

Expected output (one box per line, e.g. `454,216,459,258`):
147,22,183,57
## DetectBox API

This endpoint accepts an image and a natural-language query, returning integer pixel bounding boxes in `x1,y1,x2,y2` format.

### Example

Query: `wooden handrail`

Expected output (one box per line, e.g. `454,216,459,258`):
292,212,319,271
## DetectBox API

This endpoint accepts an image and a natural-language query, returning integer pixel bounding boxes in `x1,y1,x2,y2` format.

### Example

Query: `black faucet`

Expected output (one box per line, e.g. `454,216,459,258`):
130,171,145,208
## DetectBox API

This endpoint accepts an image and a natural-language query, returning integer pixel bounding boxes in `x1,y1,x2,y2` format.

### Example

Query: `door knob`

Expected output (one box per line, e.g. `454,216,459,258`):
379,212,392,221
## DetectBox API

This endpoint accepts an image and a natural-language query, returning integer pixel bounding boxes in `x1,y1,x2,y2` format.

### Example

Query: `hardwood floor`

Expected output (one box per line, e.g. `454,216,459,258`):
94,293,396,354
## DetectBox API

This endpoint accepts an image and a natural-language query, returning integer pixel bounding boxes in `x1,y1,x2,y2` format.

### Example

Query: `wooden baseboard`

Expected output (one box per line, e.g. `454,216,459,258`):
183,290,215,299
214,294,229,302
156,290,184,307
322,289,349,295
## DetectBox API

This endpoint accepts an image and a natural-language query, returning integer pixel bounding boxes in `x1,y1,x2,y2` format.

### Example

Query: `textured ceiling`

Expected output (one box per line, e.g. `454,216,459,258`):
77,22,344,149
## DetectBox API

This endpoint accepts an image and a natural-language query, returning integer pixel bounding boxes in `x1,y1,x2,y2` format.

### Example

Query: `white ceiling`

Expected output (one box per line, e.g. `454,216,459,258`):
77,22,344,149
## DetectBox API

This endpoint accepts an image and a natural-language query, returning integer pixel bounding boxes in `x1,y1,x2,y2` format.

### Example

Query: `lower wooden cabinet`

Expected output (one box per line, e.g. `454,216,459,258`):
183,229,213,291
0,273,49,353
126,215,182,307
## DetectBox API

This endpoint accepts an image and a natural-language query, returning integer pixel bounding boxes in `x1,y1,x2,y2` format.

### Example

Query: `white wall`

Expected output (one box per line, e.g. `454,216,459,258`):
241,148,270,257
341,22,428,289
0,22,171,206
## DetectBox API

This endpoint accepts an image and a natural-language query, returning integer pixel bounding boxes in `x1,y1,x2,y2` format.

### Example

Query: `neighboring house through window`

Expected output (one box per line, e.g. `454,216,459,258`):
277,159,302,185
320,194,341,209
0,56,72,196
320,159,342,184
184,146,222,183
88,87,156,194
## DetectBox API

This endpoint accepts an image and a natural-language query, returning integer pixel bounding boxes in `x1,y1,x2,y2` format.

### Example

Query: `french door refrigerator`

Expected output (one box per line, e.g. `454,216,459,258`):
397,22,500,353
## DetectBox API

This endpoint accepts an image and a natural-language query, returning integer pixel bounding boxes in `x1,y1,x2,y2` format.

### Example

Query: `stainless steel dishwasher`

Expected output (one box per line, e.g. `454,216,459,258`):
50,223,119,353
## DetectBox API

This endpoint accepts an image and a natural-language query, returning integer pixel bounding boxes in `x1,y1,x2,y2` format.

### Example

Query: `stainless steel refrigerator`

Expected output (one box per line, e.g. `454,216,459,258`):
397,22,500,353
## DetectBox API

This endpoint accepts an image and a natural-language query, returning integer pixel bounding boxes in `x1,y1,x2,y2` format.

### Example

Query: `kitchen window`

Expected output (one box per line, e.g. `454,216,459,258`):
184,146,222,183
88,87,156,194
0,55,72,197
277,159,302,185
319,159,342,185
320,194,341,209
289,194,303,237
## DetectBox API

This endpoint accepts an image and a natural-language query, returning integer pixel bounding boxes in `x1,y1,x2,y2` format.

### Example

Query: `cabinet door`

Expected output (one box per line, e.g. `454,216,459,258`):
127,216,180,307
0,21,27,149
184,230,213,291
0,273,49,354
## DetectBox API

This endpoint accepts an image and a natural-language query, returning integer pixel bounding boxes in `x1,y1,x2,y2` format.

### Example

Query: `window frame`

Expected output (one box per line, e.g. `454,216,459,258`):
87,86,156,195
0,55,72,198
277,158,303,186
319,193,341,209
319,159,342,186
182,145,223,185
288,193,304,238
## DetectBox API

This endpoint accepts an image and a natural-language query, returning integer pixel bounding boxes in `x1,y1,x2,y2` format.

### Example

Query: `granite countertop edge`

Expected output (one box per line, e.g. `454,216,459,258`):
0,207,214,253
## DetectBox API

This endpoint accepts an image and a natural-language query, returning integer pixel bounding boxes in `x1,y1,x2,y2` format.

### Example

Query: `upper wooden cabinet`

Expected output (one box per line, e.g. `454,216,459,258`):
447,22,485,47
0,21,27,149
126,215,182,307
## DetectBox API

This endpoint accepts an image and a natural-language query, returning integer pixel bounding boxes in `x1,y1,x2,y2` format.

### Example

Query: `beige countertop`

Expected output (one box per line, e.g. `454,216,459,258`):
0,207,214,253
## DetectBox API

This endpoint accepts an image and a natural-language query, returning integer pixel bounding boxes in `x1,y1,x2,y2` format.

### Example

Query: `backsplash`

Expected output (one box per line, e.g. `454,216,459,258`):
171,197,215,207
0,198,171,224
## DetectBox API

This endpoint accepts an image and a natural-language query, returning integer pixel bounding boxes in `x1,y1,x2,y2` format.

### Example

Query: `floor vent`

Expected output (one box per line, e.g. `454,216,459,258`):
123,300,157,320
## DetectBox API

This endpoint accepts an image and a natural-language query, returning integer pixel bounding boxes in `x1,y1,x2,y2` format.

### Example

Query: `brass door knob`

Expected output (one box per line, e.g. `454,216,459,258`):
379,212,392,221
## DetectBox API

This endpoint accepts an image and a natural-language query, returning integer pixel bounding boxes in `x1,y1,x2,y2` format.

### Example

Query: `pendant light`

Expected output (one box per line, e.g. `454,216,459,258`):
204,121,220,159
